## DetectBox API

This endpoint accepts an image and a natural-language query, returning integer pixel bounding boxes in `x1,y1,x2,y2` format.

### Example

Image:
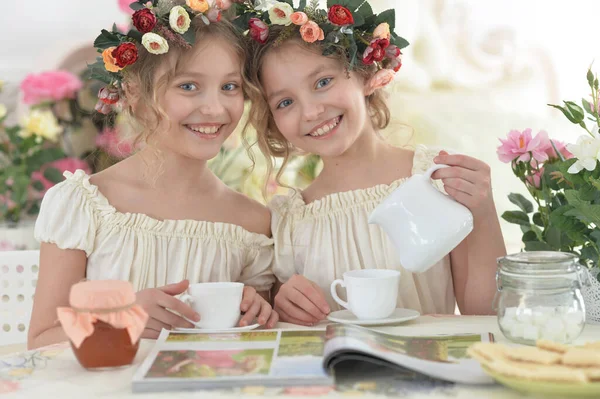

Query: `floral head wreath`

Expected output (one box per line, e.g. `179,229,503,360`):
89,0,233,114
233,0,408,83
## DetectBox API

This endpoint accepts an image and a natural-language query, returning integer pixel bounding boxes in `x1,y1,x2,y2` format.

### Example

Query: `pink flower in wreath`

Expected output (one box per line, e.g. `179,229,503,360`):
20,71,83,105
31,157,91,194
497,128,552,163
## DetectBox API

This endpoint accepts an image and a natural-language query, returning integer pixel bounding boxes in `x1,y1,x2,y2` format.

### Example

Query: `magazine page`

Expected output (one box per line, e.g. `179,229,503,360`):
132,329,333,392
322,324,495,385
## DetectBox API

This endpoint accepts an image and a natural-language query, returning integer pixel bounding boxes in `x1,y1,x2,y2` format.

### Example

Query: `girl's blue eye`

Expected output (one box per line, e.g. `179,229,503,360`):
222,83,239,91
316,77,332,89
277,99,293,109
179,83,197,91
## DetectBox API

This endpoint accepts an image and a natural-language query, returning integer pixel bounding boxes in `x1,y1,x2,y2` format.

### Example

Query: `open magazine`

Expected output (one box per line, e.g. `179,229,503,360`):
132,324,494,393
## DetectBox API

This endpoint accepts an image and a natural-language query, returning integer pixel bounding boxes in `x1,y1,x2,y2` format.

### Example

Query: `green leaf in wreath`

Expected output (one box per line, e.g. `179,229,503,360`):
375,9,395,30
501,210,530,226
93,29,121,49
508,192,533,214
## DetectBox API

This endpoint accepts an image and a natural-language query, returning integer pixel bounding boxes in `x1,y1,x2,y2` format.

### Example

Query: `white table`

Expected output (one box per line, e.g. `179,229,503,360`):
2,315,598,398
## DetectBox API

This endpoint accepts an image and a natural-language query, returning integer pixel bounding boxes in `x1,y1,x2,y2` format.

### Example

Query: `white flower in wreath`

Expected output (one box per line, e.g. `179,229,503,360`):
0,103,6,120
169,6,191,34
254,0,278,11
268,2,293,26
142,33,169,55
567,129,600,174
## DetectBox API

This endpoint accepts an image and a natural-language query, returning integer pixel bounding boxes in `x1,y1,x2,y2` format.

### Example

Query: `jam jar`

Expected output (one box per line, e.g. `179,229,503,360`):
494,251,589,345
57,280,149,370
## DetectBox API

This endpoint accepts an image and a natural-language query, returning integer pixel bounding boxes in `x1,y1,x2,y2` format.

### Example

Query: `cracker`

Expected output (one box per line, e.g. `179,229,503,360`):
581,341,600,351
562,348,600,367
536,339,569,354
506,346,562,365
467,342,507,364
583,368,600,381
489,359,587,383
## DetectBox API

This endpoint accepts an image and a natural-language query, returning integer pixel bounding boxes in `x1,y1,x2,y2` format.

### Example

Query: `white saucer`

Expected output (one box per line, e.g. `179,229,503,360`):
173,323,261,333
327,308,420,326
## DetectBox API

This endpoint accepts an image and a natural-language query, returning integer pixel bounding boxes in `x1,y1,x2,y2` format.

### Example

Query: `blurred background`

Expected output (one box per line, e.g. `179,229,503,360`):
0,0,598,252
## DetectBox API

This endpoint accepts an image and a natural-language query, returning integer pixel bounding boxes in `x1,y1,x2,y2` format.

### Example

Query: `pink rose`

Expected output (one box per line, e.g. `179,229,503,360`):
95,127,134,158
526,167,544,188
20,71,83,105
206,8,222,23
31,157,91,195
291,12,308,26
300,21,324,43
366,69,395,93
118,0,135,15
248,18,269,44
546,139,574,160
497,129,552,163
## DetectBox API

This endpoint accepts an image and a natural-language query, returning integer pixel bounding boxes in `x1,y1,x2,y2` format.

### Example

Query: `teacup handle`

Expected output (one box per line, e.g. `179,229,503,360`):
179,293,194,305
330,279,349,310
424,164,449,180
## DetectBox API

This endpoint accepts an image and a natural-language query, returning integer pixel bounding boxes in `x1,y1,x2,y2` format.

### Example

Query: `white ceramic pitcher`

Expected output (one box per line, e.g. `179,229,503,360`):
368,164,473,273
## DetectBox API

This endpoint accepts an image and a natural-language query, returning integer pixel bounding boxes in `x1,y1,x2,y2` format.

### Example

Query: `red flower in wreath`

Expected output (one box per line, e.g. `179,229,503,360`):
328,5,354,26
132,8,157,33
362,38,390,65
112,42,138,68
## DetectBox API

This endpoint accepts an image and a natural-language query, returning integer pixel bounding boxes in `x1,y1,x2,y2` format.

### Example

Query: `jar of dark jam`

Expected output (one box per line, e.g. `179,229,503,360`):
57,280,148,370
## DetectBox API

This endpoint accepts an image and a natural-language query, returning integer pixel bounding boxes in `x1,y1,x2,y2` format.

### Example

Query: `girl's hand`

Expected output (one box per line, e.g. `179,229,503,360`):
273,275,330,326
432,151,495,218
239,286,279,328
136,280,200,339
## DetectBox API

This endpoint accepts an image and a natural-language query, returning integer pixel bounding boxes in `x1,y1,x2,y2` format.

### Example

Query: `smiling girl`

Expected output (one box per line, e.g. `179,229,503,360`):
28,1,278,349
240,0,506,325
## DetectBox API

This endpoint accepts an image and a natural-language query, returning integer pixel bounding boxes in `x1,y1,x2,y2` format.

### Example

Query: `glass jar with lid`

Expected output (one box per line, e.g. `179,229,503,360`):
57,280,149,370
494,251,589,345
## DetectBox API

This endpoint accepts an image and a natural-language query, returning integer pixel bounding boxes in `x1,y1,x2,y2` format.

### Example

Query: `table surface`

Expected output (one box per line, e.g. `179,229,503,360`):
2,315,598,398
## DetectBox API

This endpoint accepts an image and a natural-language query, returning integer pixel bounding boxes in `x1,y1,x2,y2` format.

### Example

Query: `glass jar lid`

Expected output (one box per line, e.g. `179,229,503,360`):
497,251,580,278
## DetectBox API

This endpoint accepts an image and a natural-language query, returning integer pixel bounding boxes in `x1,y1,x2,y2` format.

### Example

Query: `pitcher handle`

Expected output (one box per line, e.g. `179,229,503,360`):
179,293,194,305
330,279,349,310
424,164,449,180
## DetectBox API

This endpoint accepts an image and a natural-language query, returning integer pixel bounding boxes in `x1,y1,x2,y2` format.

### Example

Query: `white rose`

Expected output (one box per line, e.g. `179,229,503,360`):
566,134,600,174
268,2,293,26
0,103,6,120
142,32,169,55
169,6,191,34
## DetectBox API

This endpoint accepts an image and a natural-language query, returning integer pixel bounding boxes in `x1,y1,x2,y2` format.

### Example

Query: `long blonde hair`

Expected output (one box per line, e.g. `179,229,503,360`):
244,25,391,189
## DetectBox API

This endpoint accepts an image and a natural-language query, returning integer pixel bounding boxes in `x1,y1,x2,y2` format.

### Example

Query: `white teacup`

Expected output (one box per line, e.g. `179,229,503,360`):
330,269,400,320
368,164,474,273
180,282,243,329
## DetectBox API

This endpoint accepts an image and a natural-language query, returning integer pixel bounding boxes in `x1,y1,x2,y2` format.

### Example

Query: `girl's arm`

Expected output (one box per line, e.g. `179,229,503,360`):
450,203,506,314
432,152,507,315
28,243,87,349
